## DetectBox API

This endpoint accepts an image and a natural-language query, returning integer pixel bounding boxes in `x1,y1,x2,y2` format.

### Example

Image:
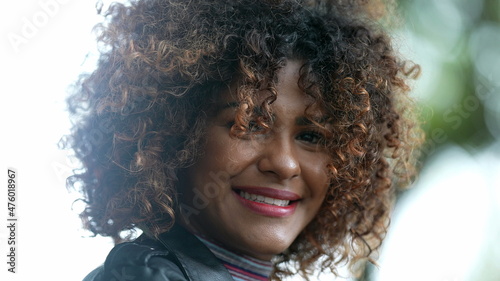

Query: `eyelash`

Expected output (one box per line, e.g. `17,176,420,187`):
225,120,328,145
296,130,326,145
248,120,267,132
225,120,267,132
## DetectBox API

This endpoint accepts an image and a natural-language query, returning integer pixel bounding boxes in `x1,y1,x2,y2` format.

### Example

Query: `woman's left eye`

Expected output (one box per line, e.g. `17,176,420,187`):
296,131,325,145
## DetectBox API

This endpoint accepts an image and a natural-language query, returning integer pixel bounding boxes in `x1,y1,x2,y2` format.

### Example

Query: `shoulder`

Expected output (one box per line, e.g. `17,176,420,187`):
83,224,234,281
83,240,187,281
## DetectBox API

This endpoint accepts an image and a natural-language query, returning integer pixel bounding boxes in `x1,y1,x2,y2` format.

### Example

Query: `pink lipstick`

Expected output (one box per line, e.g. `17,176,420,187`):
233,186,300,217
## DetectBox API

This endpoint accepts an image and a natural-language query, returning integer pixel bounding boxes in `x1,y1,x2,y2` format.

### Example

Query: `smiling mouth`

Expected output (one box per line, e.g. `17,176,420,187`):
233,187,300,217
239,190,291,207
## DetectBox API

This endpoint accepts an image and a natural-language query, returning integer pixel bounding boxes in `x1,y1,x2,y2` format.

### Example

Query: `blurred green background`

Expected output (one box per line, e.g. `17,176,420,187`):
358,0,500,280
398,0,499,154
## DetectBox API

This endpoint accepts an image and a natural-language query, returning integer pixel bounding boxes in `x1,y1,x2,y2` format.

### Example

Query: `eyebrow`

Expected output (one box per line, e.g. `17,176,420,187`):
295,116,329,126
210,101,239,116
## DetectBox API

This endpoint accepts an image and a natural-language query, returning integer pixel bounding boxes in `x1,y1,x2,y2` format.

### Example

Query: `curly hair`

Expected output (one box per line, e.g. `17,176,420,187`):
65,0,422,279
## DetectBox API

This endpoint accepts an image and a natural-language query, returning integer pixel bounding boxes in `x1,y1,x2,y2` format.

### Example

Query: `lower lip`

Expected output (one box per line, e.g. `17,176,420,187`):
234,191,298,217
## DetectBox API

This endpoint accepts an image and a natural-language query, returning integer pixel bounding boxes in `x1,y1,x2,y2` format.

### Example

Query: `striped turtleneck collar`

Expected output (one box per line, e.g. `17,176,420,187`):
195,235,273,281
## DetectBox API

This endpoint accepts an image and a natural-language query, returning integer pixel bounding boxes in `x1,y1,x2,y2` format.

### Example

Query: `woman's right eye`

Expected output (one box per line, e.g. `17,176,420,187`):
247,120,265,132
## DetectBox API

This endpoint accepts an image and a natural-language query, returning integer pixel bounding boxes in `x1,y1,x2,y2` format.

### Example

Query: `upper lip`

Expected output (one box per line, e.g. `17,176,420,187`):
233,186,301,201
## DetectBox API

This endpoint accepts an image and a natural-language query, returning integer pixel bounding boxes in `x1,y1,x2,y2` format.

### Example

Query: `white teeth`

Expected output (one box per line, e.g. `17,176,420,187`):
240,191,290,207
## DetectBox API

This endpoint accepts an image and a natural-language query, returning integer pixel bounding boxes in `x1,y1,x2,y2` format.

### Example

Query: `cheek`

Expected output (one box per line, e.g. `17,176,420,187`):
303,155,331,191
203,134,260,175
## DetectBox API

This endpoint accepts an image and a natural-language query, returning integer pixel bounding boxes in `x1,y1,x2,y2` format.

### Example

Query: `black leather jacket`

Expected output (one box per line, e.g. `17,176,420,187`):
83,225,234,281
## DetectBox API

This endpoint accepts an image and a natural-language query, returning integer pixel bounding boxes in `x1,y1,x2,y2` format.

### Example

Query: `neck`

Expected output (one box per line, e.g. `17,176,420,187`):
195,234,273,281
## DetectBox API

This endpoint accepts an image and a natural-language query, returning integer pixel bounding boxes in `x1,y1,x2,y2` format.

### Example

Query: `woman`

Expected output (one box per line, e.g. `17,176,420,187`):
66,0,422,280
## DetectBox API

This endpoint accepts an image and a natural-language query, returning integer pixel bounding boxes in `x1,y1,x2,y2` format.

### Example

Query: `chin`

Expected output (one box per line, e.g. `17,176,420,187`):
237,231,297,260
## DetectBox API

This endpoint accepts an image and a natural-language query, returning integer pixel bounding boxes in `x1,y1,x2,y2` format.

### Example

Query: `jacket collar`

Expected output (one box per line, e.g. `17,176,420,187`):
157,224,234,281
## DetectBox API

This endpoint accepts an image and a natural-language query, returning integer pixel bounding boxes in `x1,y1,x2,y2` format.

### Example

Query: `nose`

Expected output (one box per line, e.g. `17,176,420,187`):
257,135,301,180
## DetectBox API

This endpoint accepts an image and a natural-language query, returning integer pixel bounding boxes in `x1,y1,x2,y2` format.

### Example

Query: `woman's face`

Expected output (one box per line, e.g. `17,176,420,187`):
178,61,331,260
